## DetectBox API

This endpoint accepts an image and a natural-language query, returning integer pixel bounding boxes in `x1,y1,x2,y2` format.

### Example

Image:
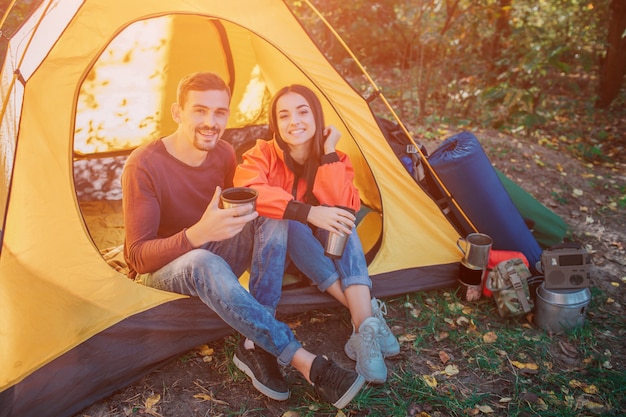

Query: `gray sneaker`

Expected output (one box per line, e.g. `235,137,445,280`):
371,298,400,357
344,316,387,384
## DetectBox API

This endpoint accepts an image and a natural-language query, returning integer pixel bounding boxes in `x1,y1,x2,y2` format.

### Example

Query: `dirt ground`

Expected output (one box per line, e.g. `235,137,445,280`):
74,129,626,417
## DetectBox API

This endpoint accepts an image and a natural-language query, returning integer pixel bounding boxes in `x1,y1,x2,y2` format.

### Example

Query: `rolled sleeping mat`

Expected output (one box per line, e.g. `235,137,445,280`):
428,131,542,269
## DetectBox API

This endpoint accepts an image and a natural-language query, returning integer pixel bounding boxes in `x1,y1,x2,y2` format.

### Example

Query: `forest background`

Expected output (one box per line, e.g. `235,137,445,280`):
2,0,625,161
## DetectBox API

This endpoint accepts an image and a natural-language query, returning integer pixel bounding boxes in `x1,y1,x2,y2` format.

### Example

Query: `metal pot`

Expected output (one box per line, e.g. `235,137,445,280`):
534,283,591,333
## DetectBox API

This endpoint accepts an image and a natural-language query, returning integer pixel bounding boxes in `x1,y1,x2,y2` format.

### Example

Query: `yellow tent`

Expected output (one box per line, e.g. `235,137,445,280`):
0,1,463,416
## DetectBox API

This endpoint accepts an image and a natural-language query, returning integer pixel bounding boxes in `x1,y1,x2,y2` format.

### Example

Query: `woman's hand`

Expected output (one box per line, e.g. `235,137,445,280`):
323,125,341,155
307,205,355,235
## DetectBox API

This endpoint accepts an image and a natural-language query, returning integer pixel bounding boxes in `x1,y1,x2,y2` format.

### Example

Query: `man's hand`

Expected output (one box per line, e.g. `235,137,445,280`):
307,205,355,235
185,186,258,247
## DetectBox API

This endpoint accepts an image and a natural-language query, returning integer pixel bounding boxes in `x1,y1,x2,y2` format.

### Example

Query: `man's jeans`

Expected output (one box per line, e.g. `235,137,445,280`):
137,217,301,366
287,221,372,292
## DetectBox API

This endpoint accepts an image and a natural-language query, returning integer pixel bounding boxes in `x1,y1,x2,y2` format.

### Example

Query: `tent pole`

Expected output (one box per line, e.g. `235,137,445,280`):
0,0,55,122
302,0,478,234
0,0,18,30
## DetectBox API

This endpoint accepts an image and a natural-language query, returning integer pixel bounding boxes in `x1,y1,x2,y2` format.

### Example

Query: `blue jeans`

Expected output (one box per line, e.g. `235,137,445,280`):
287,221,372,292
137,217,301,366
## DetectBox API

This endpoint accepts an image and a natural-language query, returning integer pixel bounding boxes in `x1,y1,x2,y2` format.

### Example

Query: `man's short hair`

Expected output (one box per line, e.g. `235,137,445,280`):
177,72,231,107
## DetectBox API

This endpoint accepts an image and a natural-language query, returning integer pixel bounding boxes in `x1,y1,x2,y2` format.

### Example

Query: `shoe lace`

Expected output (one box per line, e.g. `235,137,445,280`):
372,299,391,338
360,321,382,357
373,298,388,319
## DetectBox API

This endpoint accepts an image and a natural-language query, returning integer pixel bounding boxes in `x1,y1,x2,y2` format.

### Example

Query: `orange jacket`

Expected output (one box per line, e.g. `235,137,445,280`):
234,139,360,222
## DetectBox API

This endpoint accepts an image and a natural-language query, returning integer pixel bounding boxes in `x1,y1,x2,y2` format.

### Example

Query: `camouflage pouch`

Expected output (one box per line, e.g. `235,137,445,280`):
486,258,533,317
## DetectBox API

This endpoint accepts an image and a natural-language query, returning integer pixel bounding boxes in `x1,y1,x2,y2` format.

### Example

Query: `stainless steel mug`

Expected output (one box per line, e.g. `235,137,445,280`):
324,206,355,259
457,233,492,270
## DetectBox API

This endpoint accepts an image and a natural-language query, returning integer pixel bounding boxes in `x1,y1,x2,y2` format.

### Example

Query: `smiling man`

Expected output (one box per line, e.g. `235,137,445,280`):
121,72,365,409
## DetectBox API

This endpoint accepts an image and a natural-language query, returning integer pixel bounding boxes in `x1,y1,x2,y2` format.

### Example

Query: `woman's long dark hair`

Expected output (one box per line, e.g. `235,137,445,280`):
268,84,325,205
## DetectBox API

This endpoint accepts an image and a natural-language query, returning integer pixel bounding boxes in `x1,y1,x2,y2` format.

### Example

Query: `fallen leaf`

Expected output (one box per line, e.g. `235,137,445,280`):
442,364,459,376
193,393,229,405
434,331,449,342
499,397,513,403
483,331,497,343
281,411,301,417
478,405,494,413
449,302,464,311
511,361,539,370
399,334,417,343
439,350,451,364
144,393,160,410
576,397,607,413
573,188,583,197
569,379,584,388
143,393,162,417
288,320,302,329
422,374,437,388
456,316,469,326
197,345,214,356
537,398,548,411
583,400,606,412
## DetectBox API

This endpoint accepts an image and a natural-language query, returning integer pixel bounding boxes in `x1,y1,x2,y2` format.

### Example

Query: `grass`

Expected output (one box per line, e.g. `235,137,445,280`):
287,288,625,417
85,278,624,417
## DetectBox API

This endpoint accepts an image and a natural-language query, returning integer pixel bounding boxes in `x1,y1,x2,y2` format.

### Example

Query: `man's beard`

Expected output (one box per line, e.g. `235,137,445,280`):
194,128,220,151
194,138,217,151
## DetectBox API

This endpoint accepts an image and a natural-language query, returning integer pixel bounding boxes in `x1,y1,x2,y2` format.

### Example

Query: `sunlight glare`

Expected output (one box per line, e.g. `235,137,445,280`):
235,64,267,125
74,18,170,155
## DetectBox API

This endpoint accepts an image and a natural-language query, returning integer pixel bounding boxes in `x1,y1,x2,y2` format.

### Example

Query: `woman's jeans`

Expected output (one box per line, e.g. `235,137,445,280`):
137,217,301,366
287,221,372,292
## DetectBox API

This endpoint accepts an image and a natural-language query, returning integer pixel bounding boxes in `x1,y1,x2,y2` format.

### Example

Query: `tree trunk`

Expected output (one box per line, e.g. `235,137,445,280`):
596,0,626,109
489,0,512,72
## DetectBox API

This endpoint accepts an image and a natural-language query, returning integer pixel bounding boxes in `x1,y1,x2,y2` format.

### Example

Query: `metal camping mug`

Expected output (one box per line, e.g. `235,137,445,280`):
457,233,492,270
220,187,258,216
324,206,356,259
